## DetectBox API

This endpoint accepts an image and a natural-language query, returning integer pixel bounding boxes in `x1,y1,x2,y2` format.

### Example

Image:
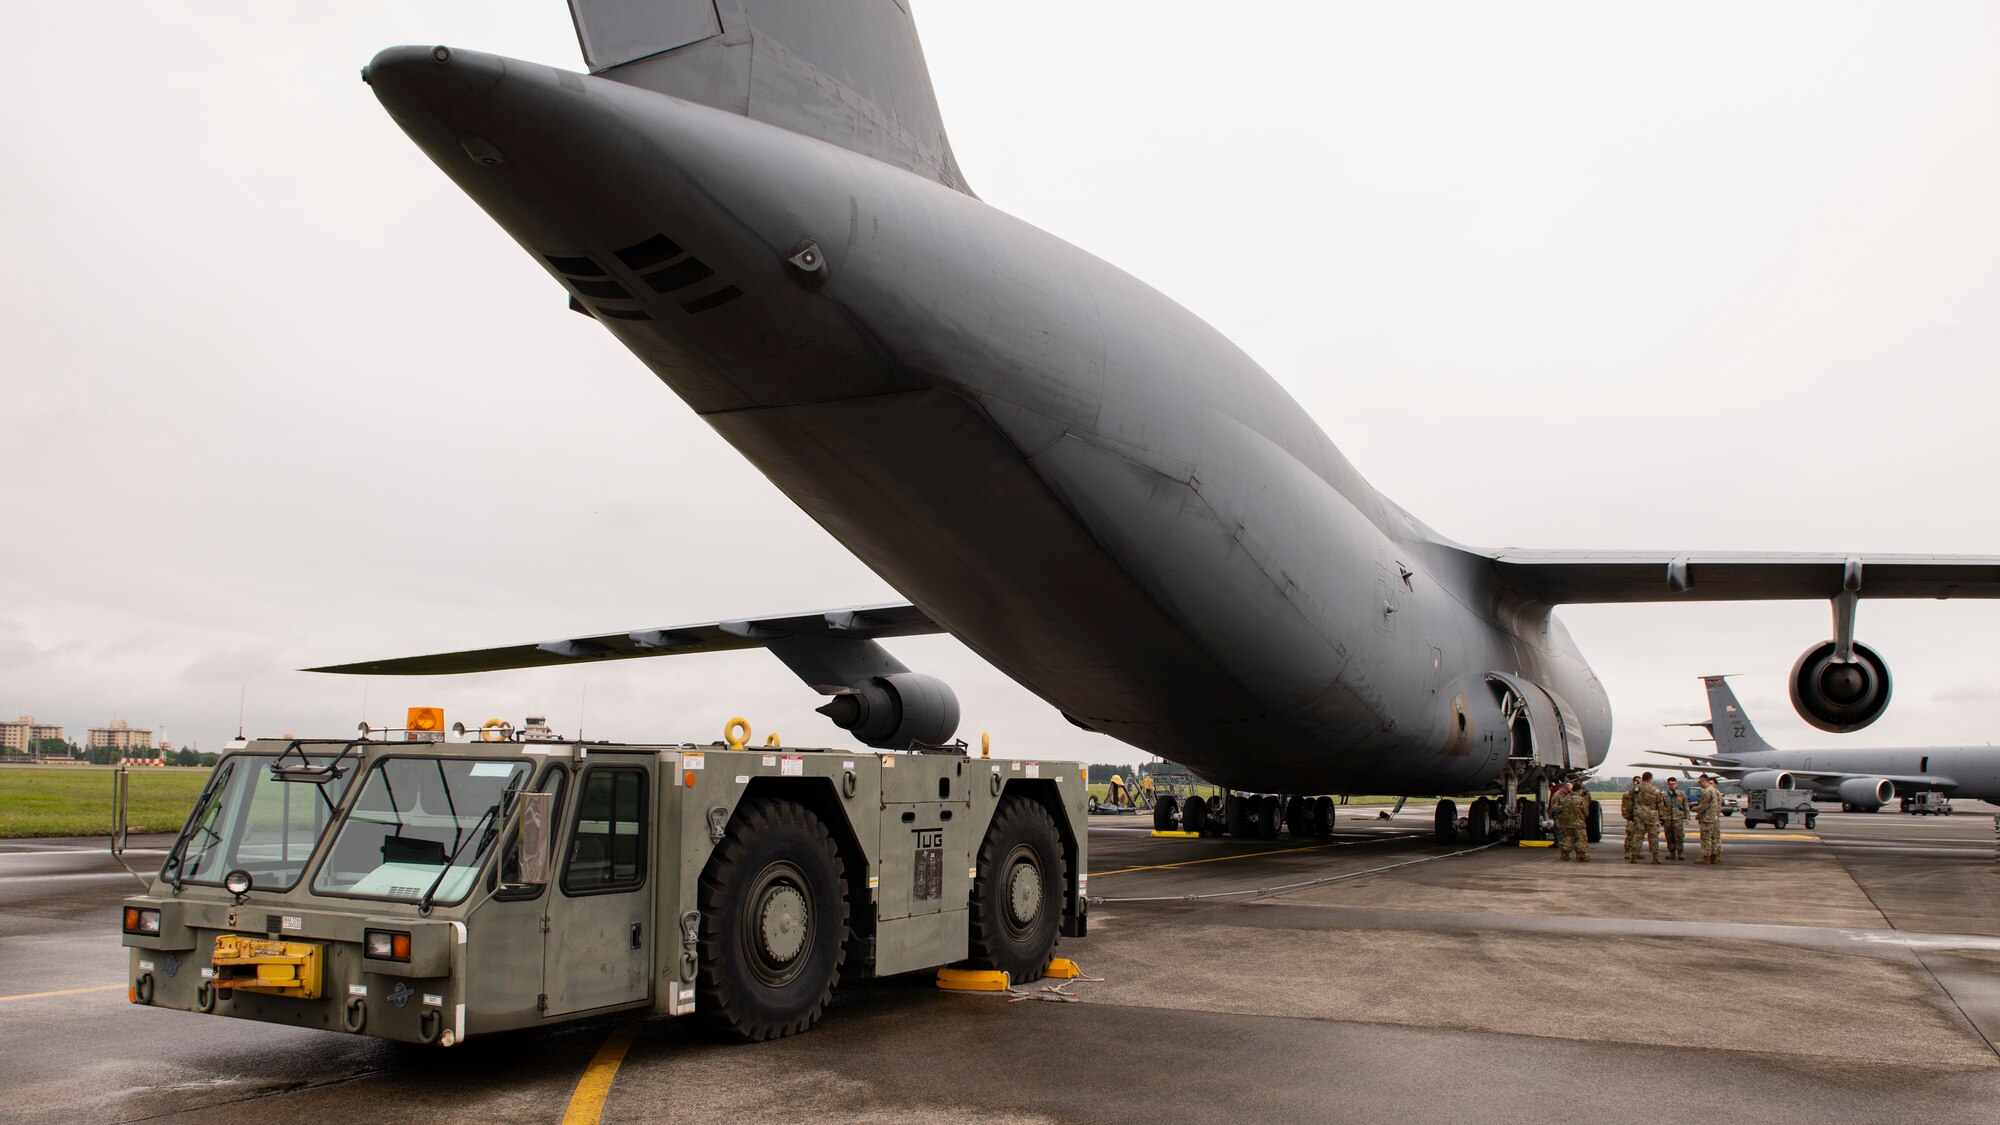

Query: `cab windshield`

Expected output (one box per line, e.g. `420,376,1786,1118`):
161,752,354,892
311,757,530,905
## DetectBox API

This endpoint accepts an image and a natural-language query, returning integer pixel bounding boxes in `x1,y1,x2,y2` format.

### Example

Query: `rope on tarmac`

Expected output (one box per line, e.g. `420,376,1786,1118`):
1085,838,1504,905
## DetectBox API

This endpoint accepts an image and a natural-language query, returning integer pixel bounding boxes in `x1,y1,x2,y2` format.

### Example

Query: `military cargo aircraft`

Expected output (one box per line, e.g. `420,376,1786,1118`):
1637,676,2000,812
320,1,2000,843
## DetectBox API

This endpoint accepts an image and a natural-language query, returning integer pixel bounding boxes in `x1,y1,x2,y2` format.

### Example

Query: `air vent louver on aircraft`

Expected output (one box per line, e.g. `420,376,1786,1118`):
681,286,743,314
593,306,652,321
615,234,683,271
643,258,716,293
543,254,605,277
571,277,632,300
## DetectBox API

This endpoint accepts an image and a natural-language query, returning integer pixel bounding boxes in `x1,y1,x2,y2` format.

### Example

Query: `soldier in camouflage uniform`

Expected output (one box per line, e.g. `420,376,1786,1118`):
1553,782,1589,861
1695,775,1724,864
1630,772,1667,864
1619,783,1639,861
1662,777,1690,860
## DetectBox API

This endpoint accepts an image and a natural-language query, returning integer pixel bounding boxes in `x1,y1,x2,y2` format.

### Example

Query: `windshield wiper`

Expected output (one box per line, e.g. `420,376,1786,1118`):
162,772,230,892
418,803,499,916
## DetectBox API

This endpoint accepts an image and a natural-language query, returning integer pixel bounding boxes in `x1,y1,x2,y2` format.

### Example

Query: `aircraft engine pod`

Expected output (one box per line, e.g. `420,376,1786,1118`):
1738,769,1795,791
1788,639,1892,733
814,672,960,749
1837,776,1896,809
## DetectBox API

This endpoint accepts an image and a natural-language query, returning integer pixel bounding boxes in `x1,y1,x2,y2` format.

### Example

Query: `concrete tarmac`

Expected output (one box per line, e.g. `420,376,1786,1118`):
3,804,1998,1123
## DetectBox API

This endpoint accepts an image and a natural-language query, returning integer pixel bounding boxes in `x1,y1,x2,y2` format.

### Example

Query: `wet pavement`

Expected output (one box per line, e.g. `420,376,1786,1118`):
3,804,1997,1123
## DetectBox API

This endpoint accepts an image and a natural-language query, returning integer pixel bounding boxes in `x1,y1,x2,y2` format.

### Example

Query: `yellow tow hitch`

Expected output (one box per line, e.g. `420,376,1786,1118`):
211,934,324,999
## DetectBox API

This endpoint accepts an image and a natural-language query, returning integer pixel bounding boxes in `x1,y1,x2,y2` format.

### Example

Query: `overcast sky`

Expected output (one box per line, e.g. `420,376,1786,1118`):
3,2,1997,773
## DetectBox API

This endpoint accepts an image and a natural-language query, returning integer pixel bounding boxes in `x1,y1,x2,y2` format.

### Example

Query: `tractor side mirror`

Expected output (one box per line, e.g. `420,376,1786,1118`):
517,791,554,886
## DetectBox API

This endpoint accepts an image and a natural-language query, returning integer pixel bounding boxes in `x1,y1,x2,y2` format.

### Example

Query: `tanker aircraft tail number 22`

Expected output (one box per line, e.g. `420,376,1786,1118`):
319,1,2000,842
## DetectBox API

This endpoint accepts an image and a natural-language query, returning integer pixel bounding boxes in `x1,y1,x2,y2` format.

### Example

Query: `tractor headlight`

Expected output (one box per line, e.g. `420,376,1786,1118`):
365,929,411,961
123,906,161,934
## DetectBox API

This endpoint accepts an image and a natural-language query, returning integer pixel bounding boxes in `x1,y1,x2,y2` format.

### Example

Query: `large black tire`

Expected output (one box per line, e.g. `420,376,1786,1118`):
1258,795,1283,840
1467,797,1492,844
1516,797,1545,841
1312,796,1336,838
1153,794,1178,832
1183,795,1210,834
696,798,847,1041
1225,793,1248,837
1435,798,1458,845
1585,799,1603,844
1285,796,1310,837
968,796,1066,984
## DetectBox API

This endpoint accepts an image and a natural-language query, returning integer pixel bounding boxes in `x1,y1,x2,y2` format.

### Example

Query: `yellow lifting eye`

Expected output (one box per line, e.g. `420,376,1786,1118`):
724,717,750,751
765,733,782,748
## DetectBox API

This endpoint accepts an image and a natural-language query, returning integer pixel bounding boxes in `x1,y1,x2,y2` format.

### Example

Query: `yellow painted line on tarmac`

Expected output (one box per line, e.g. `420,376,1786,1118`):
1090,840,1351,879
0,983,123,1003
560,1024,639,1125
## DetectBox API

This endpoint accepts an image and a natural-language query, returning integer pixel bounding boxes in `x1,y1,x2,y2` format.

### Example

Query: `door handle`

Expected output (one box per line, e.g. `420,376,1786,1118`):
630,922,642,949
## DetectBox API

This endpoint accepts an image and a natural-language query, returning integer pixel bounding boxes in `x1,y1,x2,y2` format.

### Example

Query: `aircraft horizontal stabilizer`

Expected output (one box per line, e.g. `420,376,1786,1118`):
305,602,944,676
1490,551,2000,605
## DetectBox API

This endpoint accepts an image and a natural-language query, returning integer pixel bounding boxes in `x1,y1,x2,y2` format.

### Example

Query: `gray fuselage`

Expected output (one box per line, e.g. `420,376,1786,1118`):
367,48,1610,794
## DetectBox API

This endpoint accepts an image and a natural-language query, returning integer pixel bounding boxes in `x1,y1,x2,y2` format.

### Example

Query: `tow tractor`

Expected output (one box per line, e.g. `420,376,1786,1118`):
120,713,1086,1045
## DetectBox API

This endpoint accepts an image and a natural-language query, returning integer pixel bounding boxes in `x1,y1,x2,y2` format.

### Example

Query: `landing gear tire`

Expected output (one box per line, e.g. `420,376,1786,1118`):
967,795,1066,984
1226,793,1248,837
1183,795,1210,835
1312,796,1336,838
1516,797,1544,841
1467,798,1492,845
696,797,847,1042
1258,795,1283,840
1153,795,1179,832
1285,796,1312,838
1585,799,1603,844
1435,798,1459,845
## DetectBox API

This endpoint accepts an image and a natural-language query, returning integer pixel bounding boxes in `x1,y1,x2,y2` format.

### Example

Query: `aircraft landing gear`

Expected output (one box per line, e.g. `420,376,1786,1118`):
1435,798,1459,845
1467,797,1493,845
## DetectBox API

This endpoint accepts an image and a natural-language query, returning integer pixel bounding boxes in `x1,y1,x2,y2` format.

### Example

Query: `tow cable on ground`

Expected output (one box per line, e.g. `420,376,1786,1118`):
1085,837,1503,906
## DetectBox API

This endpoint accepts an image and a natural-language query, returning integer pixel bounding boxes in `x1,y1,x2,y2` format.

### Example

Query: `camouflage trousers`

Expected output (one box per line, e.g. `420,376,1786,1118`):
1631,816,1661,859
1699,820,1721,860
1664,821,1685,858
1557,824,1587,860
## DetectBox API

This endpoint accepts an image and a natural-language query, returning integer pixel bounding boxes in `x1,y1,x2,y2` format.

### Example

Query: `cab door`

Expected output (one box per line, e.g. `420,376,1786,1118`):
544,755,653,1016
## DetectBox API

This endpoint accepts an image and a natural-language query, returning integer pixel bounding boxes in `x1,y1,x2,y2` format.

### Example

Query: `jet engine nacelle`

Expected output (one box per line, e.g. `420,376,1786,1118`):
815,672,960,750
1789,639,1892,733
1739,770,1794,791
1836,776,1895,808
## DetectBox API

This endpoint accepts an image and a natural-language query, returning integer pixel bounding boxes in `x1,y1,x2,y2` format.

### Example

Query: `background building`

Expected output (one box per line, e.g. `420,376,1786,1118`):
87,720,155,753
1,715,66,753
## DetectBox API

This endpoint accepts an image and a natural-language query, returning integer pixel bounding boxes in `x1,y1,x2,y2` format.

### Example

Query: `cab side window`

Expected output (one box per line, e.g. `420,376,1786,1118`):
562,767,647,894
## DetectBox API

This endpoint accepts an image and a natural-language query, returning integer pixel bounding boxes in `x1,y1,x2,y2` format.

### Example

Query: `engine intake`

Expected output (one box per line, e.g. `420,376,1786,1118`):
815,672,960,750
1739,770,1794,791
1788,640,1892,733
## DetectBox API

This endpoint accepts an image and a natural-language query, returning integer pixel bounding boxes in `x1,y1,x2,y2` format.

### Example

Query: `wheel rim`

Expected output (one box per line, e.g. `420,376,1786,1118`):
744,861,813,987
1002,844,1043,939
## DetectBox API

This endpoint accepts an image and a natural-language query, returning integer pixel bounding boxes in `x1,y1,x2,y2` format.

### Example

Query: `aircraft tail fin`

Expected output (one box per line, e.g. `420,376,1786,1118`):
565,0,972,193
1701,675,1777,756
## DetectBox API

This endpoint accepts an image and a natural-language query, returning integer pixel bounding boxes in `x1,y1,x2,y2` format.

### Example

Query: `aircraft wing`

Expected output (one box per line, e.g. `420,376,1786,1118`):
306,602,944,676
1489,552,2000,605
